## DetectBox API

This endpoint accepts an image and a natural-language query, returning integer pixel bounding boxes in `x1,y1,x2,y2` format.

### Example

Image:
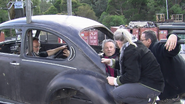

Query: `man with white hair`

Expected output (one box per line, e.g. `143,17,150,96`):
101,39,119,77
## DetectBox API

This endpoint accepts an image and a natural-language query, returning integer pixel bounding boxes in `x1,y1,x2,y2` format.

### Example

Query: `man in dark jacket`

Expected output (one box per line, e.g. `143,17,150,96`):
141,30,185,104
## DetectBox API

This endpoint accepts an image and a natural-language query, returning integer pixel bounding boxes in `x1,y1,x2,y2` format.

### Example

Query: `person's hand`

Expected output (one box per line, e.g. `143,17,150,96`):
107,76,115,85
101,58,111,65
63,49,70,57
165,34,177,51
60,45,67,50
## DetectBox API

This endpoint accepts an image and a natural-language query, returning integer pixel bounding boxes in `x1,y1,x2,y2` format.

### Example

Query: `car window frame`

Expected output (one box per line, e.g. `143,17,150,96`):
0,27,23,56
23,28,74,61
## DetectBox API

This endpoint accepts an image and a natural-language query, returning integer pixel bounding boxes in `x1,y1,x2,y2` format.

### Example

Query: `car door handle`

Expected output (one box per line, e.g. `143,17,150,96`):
10,62,20,66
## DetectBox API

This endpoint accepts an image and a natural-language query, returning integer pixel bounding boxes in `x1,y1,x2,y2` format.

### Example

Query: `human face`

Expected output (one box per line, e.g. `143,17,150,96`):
33,40,40,54
140,33,151,48
115,40,124,49
103,42,116,57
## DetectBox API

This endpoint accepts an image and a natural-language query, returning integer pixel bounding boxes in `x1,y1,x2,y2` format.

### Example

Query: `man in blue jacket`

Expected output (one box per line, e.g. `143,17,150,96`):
141,30,185,104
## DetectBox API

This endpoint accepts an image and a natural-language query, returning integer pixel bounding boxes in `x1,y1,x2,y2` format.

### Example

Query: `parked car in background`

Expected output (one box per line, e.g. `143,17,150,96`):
0,15,116,104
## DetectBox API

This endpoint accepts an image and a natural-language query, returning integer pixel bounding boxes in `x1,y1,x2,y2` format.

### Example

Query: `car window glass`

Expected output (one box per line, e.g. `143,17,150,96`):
80,28,112,54
0,28,22,55
25,29,70,59
176,33,185,53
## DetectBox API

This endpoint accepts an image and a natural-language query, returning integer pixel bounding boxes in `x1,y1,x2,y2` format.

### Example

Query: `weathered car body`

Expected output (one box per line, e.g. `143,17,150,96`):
0,15,116,104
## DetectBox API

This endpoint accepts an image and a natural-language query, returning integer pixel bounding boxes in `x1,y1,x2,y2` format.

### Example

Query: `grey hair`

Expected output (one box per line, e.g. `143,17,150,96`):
114,28,137,47
102,39,116,49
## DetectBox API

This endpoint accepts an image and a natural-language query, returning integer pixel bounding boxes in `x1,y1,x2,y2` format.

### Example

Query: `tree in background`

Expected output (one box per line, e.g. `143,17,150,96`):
146,0,166,21
124,0,148,21
32,0,41,15
1,0,185,27
93,0,108,18
49,0,81,15
76,3,97,20
60,0,81,14
106,0,148,22
53,0,62,13
102,15,127,29
98,12,107,23
0,10,8,23
106,0,125,15
0,0,9,23
80,0,108,18
169,4,185,15
106,0,185,23
44,5,58,14
40,0,52,14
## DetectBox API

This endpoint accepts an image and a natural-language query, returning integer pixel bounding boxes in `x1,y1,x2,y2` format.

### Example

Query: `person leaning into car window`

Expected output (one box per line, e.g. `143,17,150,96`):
32,37,69,57
101,28,164,104
100,39,120,77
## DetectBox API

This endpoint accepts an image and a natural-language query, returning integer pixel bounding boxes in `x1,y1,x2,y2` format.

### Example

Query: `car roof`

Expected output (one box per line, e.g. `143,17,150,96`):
0,15,105,31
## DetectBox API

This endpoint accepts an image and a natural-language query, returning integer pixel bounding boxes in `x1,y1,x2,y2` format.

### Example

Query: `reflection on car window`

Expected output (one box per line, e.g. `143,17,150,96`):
25,29,70,59
0,29,22,55
80,28,112,54
177,34,185,53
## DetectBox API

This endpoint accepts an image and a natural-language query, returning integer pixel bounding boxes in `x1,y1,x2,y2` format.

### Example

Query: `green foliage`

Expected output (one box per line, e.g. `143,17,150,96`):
71,0,81,14
98,12,108,23
40,0,52,14
32,0,41,15
146,0,166,21
102,15,127,29
106,0,125,15
52,0,81,14
106,0,149,21
0,0,9,22
93,0,108,18
80,0,108,18
169,4,185,14
0,10,8,23
4,29,16,38
1,0,185,25
53,0,62,13
43,6,58,14
76,4,97,21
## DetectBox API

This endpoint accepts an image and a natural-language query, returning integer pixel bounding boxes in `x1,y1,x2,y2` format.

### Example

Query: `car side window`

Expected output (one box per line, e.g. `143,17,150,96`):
80,28,111,54
0,28,22,55
25,29,70,59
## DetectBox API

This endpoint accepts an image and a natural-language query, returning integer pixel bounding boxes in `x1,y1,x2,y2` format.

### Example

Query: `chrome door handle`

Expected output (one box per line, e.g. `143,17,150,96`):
10,62,20,66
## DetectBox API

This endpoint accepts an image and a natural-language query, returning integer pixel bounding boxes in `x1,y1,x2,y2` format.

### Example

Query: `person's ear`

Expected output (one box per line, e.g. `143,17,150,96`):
147,39,152,44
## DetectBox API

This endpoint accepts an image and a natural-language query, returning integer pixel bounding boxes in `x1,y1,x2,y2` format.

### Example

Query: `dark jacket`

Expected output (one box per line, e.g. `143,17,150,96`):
117,41,164,92
149,37,185,100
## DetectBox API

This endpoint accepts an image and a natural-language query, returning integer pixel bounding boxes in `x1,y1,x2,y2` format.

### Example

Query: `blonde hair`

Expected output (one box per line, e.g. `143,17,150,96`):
114,28,137,47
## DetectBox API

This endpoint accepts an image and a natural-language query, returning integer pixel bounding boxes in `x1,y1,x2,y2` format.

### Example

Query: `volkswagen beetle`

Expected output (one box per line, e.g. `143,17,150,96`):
0,15,116,104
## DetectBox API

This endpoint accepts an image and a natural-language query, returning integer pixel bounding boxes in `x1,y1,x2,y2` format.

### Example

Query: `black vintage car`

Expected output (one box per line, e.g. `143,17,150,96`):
0,15,116,104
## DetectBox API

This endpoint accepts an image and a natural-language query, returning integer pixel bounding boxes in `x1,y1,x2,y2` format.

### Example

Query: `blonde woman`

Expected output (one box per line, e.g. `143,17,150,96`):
102,28,164,104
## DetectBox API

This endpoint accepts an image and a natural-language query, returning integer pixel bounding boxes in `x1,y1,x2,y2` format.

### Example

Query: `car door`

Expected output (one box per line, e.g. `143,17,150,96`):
19,29,75,104
0,28,22,102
